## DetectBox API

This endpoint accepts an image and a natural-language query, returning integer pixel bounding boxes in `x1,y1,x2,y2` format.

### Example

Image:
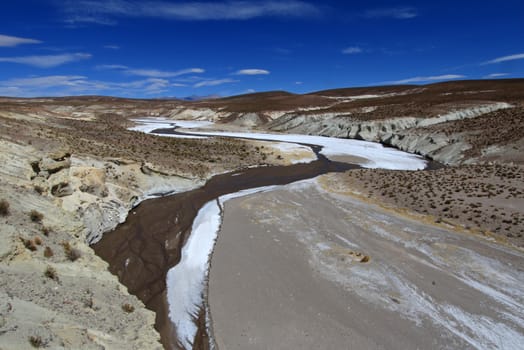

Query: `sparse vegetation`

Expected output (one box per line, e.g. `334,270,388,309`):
41,226,51,236
28,335,44,348
342,163,524,246
29,210,44,223
83,296,94,309
22,238,37,252
122,303,135,313
62,241,81,261
0,199,10,216
44,266,58,281
43,246,54,258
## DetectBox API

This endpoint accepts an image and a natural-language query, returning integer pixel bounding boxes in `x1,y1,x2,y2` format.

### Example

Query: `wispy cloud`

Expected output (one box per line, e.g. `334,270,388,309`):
194,78,238,88
97,65,205,78
483,73,509,79
0,34,42,47
61,0,321,24
0,53,91,68
382,74,465,85
234,69,270,75
342,46,363,54
0,75,182,97
363,7,418,19
103,44,120,50
482,53,524,65
0,75,88,89
96,64,129,70
128,68,205,78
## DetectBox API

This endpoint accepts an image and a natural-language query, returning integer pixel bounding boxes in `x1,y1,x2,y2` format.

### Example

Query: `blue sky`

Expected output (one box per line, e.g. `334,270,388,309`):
1,0,523,98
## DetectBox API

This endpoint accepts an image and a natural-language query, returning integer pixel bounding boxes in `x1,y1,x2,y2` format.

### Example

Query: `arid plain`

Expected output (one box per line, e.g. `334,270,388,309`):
1,79,523,349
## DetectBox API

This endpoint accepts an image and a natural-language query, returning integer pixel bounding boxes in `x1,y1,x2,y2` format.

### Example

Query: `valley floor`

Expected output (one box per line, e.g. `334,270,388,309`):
208,177,524,350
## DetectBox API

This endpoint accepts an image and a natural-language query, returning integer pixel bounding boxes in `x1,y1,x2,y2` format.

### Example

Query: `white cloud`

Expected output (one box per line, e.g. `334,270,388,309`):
194,79,238,88
64,15,117,26
0,34,42,47
0,75,185,97
482,53,524,65
342,46,363,54
0,53,91,68
62,0,320,24
382,74,465,85
483,73,509,79
103,44,120,49
142,78,170,94
234,69,270,75
0,75,88,89
97,65,205,78
295,81,303,85
363,7,417,19
96,64,129,70
127,68,205,78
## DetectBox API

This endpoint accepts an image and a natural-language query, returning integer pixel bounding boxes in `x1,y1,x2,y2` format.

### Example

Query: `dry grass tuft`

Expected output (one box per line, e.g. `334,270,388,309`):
41,226,51,236
0,199,10,216
62,241,81,261
44,266,58,281
28,335,44,348
22,238,37,252
29,210,44,223
122,303,135,313
43,246,54,258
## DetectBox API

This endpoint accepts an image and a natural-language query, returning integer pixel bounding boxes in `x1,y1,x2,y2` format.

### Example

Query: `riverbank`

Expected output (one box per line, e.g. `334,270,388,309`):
0,109,288,349
208,178,524,349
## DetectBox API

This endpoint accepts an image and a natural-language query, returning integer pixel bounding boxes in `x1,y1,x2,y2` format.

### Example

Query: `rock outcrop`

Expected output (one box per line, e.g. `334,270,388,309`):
268,103,511,165
0,139,203,349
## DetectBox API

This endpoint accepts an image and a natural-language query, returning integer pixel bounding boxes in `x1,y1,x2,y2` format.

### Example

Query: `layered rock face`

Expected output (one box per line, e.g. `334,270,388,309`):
268,103,512,165
0,140,168,349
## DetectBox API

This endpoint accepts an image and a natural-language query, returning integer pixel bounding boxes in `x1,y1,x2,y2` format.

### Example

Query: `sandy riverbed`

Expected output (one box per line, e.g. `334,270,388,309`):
208,178,524,350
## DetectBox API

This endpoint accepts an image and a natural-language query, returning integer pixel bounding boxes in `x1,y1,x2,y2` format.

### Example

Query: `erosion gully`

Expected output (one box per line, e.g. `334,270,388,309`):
91,128,431,349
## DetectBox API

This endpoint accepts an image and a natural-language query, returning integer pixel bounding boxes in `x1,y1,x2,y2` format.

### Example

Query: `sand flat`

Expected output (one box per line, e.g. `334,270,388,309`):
208,179,524,350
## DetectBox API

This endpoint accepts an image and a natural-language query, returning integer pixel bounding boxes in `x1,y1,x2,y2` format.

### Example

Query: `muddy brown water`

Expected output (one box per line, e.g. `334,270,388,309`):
92,128,437,349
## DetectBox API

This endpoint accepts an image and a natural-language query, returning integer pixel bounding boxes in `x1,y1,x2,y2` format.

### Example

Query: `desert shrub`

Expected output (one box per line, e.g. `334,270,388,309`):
22,238,37,251
28,335,43,348
43,246,54,258
83,296,94,309
29,210,43,223
41,227,50,236
0,199,9,216
122,303,135,313
34,236,42,245
34,185,44,195
44,266,58,281
62,241,81,262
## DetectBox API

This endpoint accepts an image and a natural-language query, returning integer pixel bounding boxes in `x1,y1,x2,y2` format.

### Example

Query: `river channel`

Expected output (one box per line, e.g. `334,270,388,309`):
92,126,371,349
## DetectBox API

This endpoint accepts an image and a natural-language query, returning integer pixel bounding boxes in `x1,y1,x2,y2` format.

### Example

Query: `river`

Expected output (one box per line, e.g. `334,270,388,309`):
92,120,428,349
